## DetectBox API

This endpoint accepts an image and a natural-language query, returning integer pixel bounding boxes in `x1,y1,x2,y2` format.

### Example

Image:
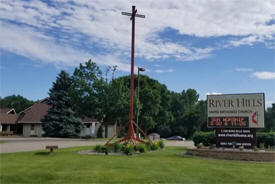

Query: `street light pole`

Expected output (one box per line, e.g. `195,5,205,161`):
137,67,145,138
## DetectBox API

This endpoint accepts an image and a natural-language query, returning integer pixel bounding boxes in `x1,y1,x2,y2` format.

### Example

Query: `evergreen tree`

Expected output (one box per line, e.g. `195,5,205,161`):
42,71,83,137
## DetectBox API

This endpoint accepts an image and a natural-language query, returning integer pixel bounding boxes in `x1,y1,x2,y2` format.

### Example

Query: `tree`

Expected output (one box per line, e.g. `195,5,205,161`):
170,89,200,138
42,71,83,137
0,95,34,112
113,75,173,134
265,103,275,131
71,59,104,118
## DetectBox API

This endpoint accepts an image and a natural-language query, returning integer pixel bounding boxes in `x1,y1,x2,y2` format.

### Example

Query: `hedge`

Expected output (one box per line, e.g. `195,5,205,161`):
192,131,215,146
257,132,275,148
193,131,275,148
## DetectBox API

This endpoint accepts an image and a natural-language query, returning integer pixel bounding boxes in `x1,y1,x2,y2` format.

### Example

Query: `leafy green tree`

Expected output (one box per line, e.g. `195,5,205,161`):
42,71,83,137
265,103,275,131
113,75,173,134
71,59,104,118
170,89,200,138
0,95,34,112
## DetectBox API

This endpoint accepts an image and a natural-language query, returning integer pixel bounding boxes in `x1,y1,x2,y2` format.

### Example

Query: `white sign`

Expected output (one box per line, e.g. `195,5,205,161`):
207,93,265,128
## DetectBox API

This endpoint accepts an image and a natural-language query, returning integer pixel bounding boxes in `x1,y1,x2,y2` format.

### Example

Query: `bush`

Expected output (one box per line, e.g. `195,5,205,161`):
102,146,110,155
196,143,203,148
158,140,165,149
137,144,146,153
94,144,102,152
239,146,244,151
122,142,135,155
151,141,159,150
257,132,275,148
113,142,121,153
145,141,151,151
193,131,215,146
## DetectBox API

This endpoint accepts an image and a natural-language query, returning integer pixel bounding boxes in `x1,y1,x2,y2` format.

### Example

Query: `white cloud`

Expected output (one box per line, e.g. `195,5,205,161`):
253,72,275,79
235,68,253,72
155,68,174,73
0,0,275,69
0,22,131,71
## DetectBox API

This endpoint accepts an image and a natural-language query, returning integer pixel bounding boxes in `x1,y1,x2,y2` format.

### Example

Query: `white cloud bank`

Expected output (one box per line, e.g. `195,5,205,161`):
0,0,275,71
253,72,275,80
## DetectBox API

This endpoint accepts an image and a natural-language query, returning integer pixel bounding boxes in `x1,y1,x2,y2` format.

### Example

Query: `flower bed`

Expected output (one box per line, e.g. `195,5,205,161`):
185,148,275,162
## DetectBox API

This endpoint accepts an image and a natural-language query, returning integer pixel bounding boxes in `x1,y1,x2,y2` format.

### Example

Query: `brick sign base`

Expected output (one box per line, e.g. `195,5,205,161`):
215,129,256,149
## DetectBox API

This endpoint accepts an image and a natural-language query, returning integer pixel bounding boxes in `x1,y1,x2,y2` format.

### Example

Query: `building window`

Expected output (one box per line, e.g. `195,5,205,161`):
31,124,35,130
86,124,90,128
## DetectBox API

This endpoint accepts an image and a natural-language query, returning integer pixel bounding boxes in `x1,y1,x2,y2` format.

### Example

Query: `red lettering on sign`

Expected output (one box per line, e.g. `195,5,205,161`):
252,112,258,125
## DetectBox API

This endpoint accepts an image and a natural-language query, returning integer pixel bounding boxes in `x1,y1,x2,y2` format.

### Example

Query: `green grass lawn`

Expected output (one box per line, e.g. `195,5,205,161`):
0,146,274,184
0,140,4,144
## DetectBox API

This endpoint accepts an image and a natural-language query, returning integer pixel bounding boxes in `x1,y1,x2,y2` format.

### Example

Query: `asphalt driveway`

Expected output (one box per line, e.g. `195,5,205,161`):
0,137,194,153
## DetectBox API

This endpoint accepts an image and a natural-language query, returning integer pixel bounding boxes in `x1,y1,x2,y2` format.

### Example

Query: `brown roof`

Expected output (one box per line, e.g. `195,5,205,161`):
0,108,16,114
18,101,50,123
0,113,18,124
17,99,97,124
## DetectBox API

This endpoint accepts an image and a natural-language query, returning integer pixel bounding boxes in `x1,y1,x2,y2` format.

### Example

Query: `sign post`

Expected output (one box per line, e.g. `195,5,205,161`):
207,93,265,149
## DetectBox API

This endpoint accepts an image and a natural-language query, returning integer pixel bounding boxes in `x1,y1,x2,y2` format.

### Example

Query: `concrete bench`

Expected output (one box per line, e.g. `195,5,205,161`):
46,145,58,154
0,131,13,136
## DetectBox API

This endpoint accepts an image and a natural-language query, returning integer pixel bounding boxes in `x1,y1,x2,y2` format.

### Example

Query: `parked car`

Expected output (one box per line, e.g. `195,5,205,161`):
166,136,185,141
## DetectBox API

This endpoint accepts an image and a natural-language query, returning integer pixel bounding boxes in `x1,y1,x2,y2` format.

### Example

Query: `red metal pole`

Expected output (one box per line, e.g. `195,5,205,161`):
128,5,136,140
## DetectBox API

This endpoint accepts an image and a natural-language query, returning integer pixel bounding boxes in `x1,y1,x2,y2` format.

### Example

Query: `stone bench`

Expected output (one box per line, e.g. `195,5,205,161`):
46,145,58,154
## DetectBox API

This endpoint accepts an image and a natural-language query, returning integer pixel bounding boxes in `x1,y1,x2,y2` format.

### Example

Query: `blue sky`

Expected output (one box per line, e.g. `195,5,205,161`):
0,0,274,107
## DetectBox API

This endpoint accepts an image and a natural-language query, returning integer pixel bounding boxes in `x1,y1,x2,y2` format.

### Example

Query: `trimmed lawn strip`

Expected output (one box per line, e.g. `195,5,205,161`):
0,146,274,184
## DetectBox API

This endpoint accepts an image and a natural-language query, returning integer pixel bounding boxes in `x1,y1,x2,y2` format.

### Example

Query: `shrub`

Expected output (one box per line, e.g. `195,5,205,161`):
145,141,151,151
137,143,146,153
94,144,102,152
113,142,121,153
209,144,215,149
193,131,215,146
122,142,135,155
151,141,159,150
196,143,203,148
239,146,244,151
259,143,265,150
158,140,165,149
257,132,275,148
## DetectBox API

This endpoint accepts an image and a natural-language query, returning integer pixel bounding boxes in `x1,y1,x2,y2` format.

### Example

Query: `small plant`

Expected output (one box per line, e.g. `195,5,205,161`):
137,143,146,153
102,146,110,155
239,146,244,151
151,141,159,150
94,144,102,152
145,141,151,151
196,143,203,148
253,146,259,152
209,144,215,149
113,142,121,153
122,142,135,155
259,143,265,150
158,140,165,149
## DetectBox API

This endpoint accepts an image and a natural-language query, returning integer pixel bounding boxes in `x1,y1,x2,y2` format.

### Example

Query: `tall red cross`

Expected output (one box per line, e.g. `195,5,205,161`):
122,6,145,143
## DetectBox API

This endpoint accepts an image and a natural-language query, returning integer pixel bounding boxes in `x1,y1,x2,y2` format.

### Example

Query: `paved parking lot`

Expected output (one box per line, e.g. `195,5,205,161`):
0,137,194,153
